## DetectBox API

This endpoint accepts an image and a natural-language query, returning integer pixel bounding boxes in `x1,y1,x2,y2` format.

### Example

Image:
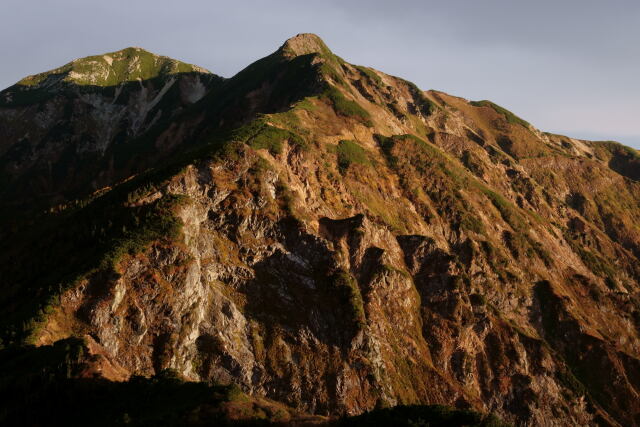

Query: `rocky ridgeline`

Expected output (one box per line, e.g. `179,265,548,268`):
1,34,640,426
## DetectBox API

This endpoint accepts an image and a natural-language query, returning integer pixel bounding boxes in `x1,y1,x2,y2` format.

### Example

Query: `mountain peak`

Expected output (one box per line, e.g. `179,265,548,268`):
15,47,210,88
279,33,332,58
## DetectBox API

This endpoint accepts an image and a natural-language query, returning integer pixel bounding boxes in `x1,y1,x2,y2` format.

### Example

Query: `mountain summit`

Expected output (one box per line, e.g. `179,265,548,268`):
279,33,334,58
15,46,211,88
1,34,640,426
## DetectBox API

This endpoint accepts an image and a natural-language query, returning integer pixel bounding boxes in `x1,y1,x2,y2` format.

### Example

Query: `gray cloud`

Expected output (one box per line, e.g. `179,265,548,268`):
1,0,638,147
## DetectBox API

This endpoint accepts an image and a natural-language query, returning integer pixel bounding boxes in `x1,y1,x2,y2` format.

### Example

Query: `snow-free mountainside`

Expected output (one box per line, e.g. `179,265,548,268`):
1,34,640,426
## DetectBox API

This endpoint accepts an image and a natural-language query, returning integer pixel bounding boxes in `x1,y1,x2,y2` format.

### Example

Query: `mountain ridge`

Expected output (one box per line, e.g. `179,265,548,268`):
10,46,212,89
1,34,640,426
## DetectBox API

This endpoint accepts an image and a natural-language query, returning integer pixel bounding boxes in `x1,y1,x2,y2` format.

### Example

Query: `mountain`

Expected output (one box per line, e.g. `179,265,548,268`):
1,33,640,426
0,47,223,212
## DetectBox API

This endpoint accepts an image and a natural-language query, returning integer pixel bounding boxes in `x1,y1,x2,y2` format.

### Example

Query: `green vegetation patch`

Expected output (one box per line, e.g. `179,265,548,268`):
461,215,486,234
319,61,348,87
322,86,372,126
231,118,307,155
336,140,371,173
593,140,640,160
375,133,490,234
331,270,366,328
294,97,319,112
355,65,384,88
482,189,526,231
592,140,640,181
575,246,617,280
376,134,399,167
378,133,471,189
247,126,302,155
376,132,537,237
470,100,530,128
403,80,437,117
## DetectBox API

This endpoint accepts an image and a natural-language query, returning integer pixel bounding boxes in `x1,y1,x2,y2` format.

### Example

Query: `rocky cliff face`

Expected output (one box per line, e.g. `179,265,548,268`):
2,34,640,426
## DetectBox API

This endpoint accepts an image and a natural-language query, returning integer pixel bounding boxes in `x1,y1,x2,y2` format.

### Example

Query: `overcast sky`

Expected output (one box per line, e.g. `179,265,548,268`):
2,0,638,147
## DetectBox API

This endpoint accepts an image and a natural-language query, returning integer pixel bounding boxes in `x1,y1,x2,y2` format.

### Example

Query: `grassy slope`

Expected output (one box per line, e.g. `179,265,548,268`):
16,47,208,88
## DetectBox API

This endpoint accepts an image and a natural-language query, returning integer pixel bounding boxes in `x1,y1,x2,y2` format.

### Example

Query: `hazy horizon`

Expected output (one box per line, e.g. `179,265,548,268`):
2,0,638,148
